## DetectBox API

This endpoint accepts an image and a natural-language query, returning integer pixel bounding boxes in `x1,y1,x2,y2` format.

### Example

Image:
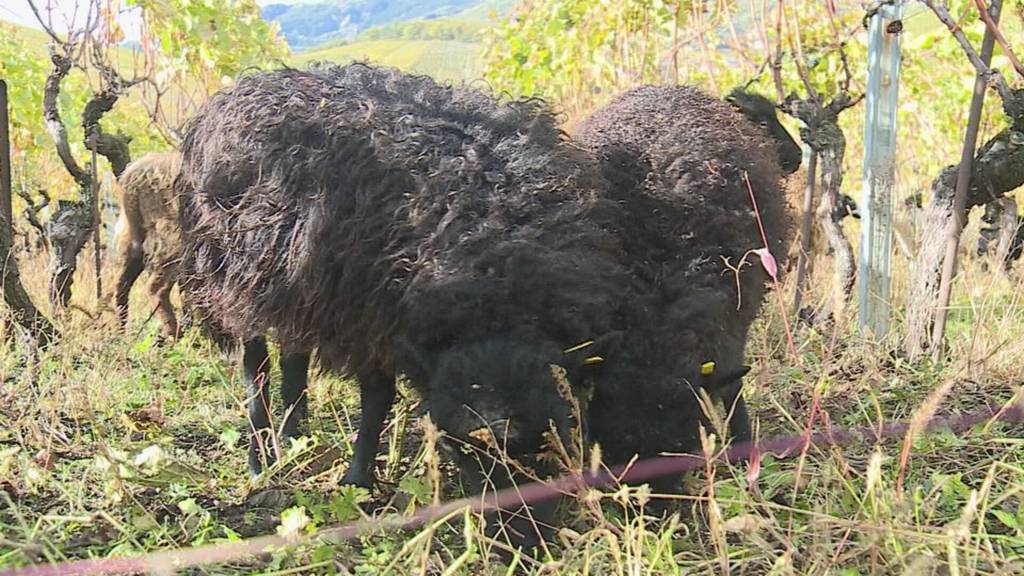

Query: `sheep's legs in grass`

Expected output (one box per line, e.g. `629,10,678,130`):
340,369,395,488
279,351,311,441
244,337,274,476
147,270,178,339
707,366,753,445
113,244,144,328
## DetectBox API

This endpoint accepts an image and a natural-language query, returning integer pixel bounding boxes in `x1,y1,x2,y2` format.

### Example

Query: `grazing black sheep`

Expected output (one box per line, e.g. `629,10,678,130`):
176,62,633,545
574,85,792,478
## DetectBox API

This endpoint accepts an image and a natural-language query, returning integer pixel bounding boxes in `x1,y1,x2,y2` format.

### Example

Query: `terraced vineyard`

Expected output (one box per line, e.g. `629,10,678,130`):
293,39,483,82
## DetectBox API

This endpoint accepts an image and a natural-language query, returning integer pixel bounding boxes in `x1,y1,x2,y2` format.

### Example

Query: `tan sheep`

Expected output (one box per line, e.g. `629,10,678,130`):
112,151,182,338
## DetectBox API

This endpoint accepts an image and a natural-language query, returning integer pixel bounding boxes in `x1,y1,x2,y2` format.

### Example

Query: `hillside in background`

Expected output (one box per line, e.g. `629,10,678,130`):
2,1,508,83
262,0,512,50
292,6,510,81
294,38,482,81
287,0,515,81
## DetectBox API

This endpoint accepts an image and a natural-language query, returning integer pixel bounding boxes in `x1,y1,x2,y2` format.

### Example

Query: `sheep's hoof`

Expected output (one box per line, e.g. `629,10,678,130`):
339,466,374,489
248,446,275,478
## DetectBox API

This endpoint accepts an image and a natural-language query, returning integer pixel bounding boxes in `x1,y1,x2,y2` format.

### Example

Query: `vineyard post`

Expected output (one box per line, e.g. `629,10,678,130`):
0,80,11,228
858,0,904,338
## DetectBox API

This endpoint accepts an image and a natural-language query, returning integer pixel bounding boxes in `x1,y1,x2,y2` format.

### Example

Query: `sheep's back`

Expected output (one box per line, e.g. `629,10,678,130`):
116,151,182,272
574,85,793,379
178,63,628,374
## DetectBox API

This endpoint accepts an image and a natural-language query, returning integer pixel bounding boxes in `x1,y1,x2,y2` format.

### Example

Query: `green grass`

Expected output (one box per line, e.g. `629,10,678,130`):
292,39,484,82
2,230,1024,574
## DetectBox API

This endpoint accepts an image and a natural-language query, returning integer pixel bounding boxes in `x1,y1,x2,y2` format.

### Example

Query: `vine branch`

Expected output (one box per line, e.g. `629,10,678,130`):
919,0,1014,102
973,0,1024,78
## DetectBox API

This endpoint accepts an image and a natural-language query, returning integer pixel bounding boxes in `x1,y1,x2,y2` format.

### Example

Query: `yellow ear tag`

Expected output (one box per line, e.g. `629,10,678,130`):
701,361,716,375
563,340,594,354
583,356,604,365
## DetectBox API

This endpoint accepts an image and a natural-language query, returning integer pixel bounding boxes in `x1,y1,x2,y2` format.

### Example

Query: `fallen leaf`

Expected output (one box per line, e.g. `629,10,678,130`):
469,427,494,445
133,445,167,474
723,514,763,534
746,445,761,489
0,480,19,499
753,247,778,280
126,401,166,429
34,449,55,470
277,506,312,541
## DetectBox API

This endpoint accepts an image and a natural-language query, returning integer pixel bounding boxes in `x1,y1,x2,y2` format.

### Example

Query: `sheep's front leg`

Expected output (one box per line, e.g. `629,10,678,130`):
723,390,752,445
279,351,311,441
114,244,144,328
147,270,178,339
244,337,274,476
340,369,395,488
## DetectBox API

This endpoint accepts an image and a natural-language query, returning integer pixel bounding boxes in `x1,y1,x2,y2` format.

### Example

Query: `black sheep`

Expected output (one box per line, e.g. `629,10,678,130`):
574,85,792,477
176,63,632,544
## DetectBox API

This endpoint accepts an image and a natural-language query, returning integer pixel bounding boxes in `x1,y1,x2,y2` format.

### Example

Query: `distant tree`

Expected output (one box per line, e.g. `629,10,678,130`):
30,0,143,308
1,78,56,344
773,1,865,326
128,0,290,141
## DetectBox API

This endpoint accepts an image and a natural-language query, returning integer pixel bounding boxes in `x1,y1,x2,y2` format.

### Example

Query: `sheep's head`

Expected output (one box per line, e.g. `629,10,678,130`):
400,332,622,464
586,361,751,466
396,331,621,548
726,88,803,175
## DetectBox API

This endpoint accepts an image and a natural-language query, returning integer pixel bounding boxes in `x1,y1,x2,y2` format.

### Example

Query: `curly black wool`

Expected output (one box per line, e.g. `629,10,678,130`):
575,85,793,469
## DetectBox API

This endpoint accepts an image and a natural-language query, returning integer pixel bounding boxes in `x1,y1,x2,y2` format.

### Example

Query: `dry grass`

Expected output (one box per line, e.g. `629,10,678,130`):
2,206,1024,574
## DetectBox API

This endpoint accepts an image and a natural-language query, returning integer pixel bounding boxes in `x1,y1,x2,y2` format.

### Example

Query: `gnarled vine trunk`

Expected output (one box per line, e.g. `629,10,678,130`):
784,95,857,324
977,196,1019,270
41,49,132,309
904,90,1024,358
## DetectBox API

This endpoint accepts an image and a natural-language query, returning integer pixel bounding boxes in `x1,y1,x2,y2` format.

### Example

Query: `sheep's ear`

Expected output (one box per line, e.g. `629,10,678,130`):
701,364,751,395
394,339,433,383
562,330,624,369
724,87,747,108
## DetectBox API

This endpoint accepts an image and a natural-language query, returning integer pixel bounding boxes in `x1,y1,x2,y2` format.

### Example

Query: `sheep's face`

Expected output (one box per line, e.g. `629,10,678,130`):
587,364,705,464
587,362,751,465
399,333,622,473
398,335,618,550
425,339,577,462
725,88,803,175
